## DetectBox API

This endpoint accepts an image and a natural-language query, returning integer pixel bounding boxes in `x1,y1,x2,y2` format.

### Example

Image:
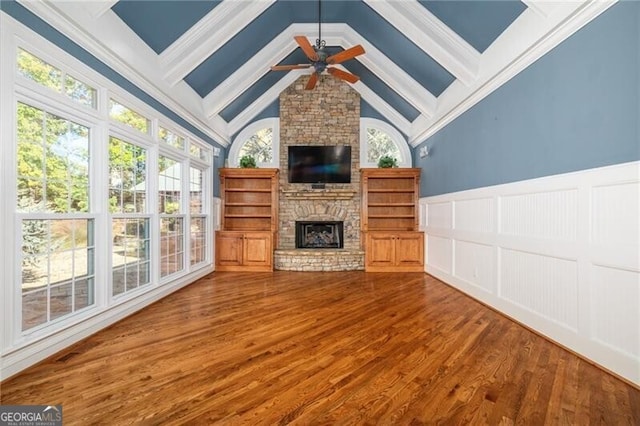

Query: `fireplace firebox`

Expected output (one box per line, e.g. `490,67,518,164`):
295,221,344,249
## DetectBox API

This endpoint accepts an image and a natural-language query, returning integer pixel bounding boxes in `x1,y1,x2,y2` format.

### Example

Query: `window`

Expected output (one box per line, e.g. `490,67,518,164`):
17,102,95,331
189,142,210,163
159,156,184,277
229,118,279,168
189,167,206,265
5,28,213,359
360,118,411,168
109,99,150,134
109,137,150,296
17,49,96,108
159,126,185,151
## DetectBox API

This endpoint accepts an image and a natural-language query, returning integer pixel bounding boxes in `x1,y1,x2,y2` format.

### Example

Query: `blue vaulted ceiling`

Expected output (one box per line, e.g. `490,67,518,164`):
16,0,598,147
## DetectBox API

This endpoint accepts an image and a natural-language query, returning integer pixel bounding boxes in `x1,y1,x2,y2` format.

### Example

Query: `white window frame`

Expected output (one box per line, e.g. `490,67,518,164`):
229,117,280,168
0,13,215,376
359,117,412,168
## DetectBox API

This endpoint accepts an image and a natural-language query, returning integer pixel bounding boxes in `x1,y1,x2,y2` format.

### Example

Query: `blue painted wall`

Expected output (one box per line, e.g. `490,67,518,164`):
415,1,639,197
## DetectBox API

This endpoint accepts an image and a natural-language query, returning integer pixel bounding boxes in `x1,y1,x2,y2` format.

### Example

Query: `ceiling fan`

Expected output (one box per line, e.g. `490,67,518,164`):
270,0,365,90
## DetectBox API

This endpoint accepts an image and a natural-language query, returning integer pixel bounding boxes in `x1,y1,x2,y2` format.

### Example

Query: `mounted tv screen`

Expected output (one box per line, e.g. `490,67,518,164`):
288,145,351,183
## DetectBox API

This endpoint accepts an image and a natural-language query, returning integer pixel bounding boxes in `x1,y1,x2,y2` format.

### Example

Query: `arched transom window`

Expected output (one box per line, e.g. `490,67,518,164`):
229,117,409,169
229,118,279,168
360,118,411,168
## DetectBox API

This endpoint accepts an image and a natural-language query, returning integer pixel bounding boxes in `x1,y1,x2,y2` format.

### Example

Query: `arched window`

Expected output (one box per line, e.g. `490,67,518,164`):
360,118,411,168
229,118,279,168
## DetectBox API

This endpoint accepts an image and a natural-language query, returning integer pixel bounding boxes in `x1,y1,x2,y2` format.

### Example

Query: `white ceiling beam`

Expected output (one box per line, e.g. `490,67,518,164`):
16,0,230,146
522,0,560,18
364,0,481,87
409,0,618,145
227,65,412,137
204,23,435,122
161,0,275,87
82,1,118,18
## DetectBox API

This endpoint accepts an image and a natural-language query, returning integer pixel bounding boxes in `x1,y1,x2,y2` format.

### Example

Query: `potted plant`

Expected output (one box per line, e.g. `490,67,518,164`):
239,155,257,168
377,155,398,168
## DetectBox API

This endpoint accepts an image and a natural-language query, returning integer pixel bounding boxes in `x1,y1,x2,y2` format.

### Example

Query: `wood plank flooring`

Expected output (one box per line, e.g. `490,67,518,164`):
1,271,638,425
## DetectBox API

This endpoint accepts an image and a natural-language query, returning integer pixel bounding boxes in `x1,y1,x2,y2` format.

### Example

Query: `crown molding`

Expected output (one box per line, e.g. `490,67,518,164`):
16,0,229,146
522,0,559,18
408,0,617,146
83,1,118,19
161,0,275,86
364,0,480,87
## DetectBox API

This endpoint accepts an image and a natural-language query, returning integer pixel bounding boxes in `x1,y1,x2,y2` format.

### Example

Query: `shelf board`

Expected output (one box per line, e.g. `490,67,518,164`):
224,188,272,192
367,203,415,207
367,189,415,193
225,203,272,207
368,215,416,218
225,214,273,218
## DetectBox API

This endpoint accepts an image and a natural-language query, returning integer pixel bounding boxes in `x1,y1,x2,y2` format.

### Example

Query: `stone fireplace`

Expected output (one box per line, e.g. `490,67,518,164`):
296,221,344,249
274,75,364,271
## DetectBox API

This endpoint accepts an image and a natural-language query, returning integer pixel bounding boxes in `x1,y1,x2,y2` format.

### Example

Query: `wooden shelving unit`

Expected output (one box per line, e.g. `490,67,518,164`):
216,168,279,271
361,168,424,272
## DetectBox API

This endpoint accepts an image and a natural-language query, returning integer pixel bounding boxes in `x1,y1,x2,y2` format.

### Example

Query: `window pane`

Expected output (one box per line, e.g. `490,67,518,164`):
17,49,61,92
190,217,206,265
366,128,401,163
189,167,203,214
109,99,149,134
239,128,273,163
21,219,95,331
160,217,184,277
109,137,147,214
112,218,150,296
65,74,96,108
189,144,210,162
159,126,185,150
158,156,181,214
17,103,90,213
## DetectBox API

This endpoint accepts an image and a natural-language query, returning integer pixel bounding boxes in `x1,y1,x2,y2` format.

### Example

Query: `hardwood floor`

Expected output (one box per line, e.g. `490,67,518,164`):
2,271,638,425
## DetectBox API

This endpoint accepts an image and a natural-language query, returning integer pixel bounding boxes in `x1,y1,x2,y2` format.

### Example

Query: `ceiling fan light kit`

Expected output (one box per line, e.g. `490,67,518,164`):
271,0,365,90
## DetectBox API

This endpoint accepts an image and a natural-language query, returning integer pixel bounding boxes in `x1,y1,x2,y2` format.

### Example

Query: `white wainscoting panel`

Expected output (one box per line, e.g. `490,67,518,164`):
453,240,494,293
427,201,452,230
500,248,578,330
423,161,640,385
454,198,493,233
592,182,639,246
426,235,452,274
591,265,640,358
500,189,578,240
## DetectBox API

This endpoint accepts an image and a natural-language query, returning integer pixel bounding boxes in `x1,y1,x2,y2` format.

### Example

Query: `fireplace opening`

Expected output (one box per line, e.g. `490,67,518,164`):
295,221,344,249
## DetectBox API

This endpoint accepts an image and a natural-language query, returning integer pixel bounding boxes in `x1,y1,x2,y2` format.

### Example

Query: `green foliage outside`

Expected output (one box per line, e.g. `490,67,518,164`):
239,128,273,163
366,128,401,164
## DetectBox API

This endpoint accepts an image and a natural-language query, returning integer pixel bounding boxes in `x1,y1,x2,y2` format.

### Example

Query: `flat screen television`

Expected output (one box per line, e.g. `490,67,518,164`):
288,145,351,183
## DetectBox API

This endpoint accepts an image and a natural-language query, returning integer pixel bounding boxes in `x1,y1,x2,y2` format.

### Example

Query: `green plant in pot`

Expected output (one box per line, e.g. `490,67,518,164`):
377,155,398,168
239,155,257,168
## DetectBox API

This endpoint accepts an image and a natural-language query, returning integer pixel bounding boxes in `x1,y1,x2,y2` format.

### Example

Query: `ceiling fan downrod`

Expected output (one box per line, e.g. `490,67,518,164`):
315,0,326,50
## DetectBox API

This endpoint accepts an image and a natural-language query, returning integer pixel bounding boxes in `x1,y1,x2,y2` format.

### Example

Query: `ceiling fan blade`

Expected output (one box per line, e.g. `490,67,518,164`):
271,64,312,71
305,73,319,90
326,45,365,64
327,67,360,84
295,36,319,62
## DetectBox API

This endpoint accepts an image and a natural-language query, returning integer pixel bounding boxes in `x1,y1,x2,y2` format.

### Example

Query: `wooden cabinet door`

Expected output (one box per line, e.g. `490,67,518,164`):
395,232,424,269
243,232,273,268
366,232,396,269
216,231,244,266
